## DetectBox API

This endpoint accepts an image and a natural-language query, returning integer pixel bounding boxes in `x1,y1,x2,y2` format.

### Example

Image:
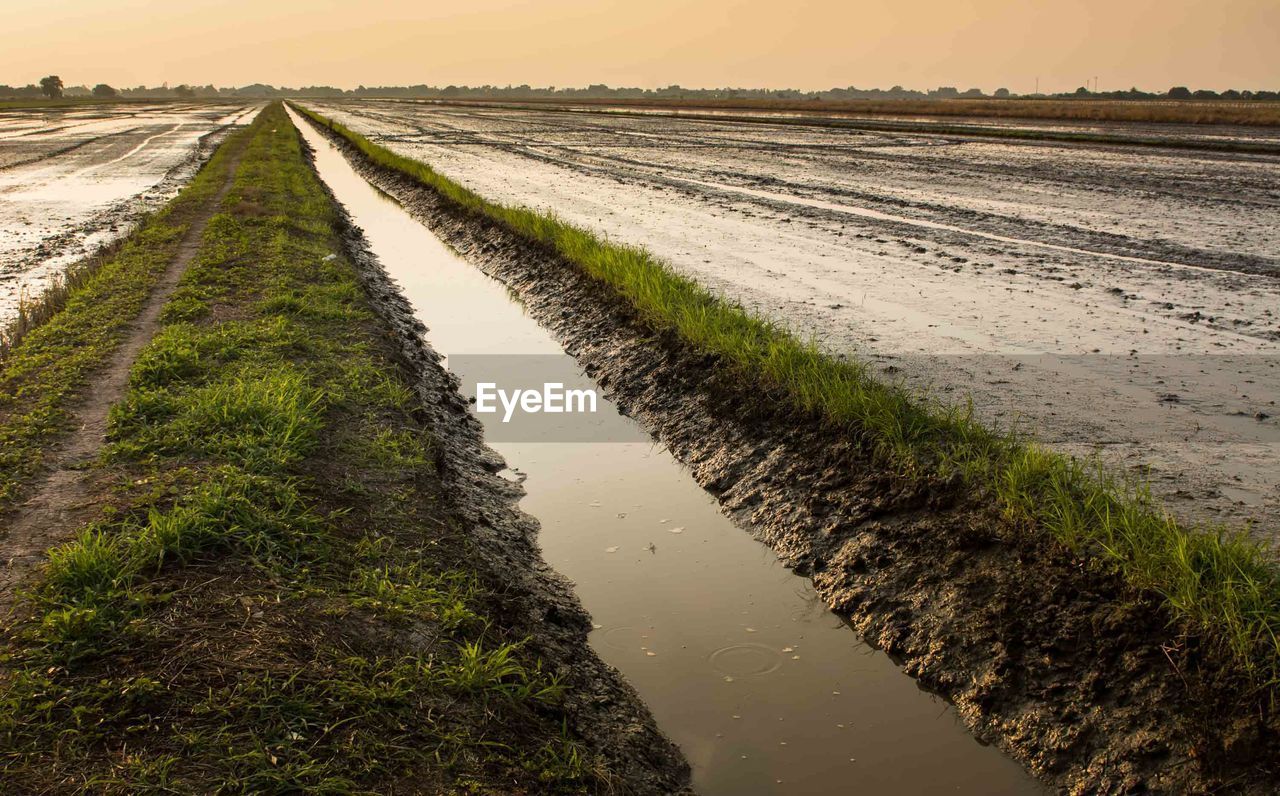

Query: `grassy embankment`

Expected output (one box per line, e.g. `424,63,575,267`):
426,96,1280,127
0,117,255,509
295,104,1280,695
0,103,614,791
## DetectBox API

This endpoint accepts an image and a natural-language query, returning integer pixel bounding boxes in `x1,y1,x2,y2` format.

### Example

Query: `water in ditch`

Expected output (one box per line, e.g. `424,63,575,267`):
292,109,1042,795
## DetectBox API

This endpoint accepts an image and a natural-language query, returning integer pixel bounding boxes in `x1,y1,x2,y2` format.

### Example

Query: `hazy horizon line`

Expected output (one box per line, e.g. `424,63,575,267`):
7,79,1278,96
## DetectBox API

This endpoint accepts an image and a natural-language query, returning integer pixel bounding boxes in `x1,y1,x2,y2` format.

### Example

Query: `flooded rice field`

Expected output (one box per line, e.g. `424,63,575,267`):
0,102,258,322
416,99,1280,149
294,108,1043,795
306,99,1280,535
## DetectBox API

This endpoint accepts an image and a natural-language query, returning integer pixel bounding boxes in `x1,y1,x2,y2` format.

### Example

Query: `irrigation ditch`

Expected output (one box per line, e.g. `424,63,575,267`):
313,135,694,795
293,106,1041,793
293,102,1280,793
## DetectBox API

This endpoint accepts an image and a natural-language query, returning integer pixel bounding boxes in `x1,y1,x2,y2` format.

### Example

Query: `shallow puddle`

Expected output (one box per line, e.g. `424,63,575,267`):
293,109,1042,794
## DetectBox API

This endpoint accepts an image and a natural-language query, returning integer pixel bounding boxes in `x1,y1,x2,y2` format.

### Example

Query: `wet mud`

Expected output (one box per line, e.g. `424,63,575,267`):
0,103,259,323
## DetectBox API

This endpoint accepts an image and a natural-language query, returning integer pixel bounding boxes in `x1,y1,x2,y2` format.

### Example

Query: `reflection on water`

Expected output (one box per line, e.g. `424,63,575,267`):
292,107,1042,795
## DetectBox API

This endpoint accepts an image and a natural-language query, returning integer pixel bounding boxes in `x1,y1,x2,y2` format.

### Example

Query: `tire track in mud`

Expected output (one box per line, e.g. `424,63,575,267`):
1,125,193,195
0,105,253,174
306,116,1280,794
61,123,188,177
0,115,254,325
0,134,252,614
0,103,208,140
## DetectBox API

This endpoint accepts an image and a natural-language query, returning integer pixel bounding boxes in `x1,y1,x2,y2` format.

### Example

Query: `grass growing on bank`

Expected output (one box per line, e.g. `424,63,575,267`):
294,103,1280,692
1,242,124,359
0,117,254,512
0,103,611,792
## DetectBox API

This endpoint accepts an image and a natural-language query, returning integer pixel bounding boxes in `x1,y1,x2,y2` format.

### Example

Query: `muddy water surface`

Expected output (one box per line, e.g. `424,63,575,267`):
0,103,258,324
295,110,1041,794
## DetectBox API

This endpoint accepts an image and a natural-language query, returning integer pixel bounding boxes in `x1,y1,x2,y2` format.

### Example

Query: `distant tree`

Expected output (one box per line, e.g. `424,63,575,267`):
92,83,117,98
39,75,64,99
1167,86,1192,99
173,84,195,98
1220,89,1241,100
1074,86,1090,96
960,87,984,97
1192,89,1220,100
993,87,1011,98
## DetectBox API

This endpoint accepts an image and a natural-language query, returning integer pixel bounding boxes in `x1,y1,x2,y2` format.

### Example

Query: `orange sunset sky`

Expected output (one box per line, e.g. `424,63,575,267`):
3,0,1277,93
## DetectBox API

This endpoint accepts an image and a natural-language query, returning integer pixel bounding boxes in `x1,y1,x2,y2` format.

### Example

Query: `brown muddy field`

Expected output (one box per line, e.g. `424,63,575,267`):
0,102,258,322
303,99,1280,537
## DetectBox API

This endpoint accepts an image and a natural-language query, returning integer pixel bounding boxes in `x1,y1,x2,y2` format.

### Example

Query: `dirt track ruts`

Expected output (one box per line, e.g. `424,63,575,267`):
0,134,250,614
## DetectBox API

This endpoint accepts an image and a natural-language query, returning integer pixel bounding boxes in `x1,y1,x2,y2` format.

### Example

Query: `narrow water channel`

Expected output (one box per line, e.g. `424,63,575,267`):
292,110,1042,795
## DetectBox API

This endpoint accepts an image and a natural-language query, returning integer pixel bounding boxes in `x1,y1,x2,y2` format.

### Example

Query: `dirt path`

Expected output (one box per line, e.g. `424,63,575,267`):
0,142,248,611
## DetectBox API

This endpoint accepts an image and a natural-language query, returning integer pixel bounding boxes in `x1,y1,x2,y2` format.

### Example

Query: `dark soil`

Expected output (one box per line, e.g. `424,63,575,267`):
309,117,1280,795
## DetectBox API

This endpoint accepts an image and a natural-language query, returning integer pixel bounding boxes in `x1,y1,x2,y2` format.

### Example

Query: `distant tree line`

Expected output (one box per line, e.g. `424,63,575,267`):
3,77,1278,102
1,78,213,100
284,83,1280,102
